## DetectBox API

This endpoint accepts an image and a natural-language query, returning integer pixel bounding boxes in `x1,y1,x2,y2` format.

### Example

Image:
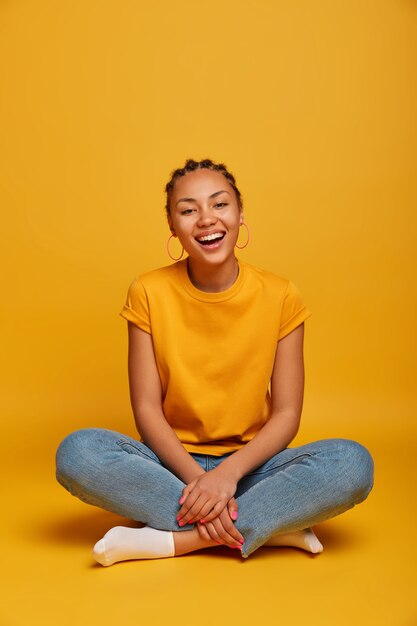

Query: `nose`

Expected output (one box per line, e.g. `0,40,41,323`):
197,206,217,227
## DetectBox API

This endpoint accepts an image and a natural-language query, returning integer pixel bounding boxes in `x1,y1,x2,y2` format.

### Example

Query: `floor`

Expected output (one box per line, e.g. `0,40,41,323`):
2,427,416,626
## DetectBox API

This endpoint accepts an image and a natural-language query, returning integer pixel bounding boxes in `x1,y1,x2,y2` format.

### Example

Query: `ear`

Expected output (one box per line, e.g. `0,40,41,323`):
239,210,244,225
167,214,176,236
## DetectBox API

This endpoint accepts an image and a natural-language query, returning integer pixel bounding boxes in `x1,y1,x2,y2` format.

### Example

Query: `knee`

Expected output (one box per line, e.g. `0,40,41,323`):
334,439,374,503
55,428,104,491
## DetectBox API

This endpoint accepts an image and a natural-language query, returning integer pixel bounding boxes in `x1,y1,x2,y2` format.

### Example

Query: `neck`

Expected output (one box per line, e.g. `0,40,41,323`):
187,256,239,293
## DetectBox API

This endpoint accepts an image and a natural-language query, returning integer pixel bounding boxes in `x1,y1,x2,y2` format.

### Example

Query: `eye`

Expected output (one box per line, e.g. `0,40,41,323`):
180,208,194,215
214,202,228,209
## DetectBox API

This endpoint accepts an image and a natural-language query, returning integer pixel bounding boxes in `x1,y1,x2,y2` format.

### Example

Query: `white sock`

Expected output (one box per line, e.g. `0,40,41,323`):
93,526,175,567
264,528,323,554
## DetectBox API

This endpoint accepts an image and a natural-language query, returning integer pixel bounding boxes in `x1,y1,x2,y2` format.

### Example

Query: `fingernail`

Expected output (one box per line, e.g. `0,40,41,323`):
179,496,185,504
200,519,206,524
178,521,184,527
176,515,180,520
231,511,238,521
239,539,244,544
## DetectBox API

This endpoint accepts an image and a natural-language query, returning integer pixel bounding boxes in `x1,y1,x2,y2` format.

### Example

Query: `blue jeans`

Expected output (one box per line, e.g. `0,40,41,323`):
55,428,374,558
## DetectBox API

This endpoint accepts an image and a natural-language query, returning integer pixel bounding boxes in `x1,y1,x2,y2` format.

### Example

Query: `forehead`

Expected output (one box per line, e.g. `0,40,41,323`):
171,169,232,200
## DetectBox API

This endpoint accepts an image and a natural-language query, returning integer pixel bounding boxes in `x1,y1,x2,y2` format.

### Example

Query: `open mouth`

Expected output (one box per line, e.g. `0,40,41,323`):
195,232,226,248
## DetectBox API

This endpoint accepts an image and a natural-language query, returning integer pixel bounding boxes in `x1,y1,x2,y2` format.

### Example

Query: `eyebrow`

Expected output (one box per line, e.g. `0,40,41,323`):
175,190,230,206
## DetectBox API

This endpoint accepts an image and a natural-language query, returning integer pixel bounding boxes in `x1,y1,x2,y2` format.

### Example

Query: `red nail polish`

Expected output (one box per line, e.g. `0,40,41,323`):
178,521,184,527
200,519,206,524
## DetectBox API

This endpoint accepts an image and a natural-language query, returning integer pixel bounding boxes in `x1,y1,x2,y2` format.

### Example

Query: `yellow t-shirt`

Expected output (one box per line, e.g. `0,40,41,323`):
120,259,311,455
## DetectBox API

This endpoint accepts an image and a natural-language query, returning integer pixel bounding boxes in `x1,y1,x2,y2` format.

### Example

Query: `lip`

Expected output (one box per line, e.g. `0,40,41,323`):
194,230,226,251
194,230,226,242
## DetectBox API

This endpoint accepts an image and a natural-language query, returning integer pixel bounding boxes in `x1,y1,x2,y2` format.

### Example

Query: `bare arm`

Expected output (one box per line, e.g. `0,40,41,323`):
128,321,243,546
127,322,205,484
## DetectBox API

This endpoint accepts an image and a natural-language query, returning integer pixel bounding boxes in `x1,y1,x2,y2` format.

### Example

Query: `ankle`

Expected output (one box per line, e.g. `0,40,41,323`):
173,529,218,556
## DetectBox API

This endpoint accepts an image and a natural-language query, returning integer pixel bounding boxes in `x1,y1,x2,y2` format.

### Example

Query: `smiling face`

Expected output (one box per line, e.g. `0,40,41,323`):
167,168,243,267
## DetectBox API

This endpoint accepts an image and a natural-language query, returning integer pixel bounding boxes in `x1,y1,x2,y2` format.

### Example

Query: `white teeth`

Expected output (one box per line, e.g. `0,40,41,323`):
197,232,224,242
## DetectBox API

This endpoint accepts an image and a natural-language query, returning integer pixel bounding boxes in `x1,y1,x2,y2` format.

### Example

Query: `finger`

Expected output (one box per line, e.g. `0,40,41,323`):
213,524,241,549
177,485,207,519
176,490,202,522
218,509,244,544
178,477,199,506
196,522,212,542
198,499,229,524
180,478,197,504
211,516,243,549
204,521,222,544
188,499,219,525
178,489,191,509
187,491,235,524
227,498,239,522
179,494,214,526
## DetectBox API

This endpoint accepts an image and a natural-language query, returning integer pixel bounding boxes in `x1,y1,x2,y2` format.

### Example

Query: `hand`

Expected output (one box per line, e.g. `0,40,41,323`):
196,503,244,549
196,496,239,540
176,467,237,526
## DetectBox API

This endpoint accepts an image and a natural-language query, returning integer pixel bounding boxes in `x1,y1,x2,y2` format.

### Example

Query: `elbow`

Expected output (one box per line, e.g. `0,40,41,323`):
270,410,301,442
132,406,152,432
132,403,165,436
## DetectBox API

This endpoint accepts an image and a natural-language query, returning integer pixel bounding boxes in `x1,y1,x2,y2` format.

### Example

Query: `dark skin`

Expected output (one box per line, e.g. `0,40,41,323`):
127,169,305,553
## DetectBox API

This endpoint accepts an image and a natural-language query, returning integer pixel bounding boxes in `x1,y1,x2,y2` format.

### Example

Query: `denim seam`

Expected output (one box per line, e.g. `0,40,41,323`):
245,452,314,477
237,452,314,501
115,440,158,462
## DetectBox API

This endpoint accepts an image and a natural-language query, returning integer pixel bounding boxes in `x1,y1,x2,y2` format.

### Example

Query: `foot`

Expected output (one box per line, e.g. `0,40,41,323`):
93,526,175,566
264,528,323,554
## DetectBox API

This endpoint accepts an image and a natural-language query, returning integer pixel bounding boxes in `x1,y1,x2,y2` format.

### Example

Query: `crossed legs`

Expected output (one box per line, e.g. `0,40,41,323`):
56,428,374,565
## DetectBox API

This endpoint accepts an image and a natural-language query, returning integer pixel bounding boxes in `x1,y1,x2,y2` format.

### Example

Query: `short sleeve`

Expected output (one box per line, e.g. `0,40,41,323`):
119,278,151,334
278,281,311,340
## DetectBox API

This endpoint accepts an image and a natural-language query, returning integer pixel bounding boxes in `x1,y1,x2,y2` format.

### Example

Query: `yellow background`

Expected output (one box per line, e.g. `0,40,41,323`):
1,1,416,624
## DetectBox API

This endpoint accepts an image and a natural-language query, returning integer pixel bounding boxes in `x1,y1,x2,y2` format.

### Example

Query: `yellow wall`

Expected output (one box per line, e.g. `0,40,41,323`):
1,0,416,451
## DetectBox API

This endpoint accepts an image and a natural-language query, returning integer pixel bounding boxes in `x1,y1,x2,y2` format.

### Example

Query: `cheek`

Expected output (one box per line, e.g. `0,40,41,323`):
169,217,186,237
230,212,242,229
175,226,194,246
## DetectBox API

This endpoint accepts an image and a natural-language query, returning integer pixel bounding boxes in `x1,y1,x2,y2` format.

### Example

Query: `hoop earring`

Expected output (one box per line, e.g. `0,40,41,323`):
167,235,184,261
235,222,250,249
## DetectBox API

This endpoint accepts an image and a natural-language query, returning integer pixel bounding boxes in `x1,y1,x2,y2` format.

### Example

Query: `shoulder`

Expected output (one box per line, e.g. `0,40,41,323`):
129,261,183,292
240,261,309,316
241,260,291,293
121,262,184,331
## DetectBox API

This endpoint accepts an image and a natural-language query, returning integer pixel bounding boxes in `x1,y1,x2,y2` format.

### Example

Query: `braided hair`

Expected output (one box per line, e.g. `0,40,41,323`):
165,158,243,216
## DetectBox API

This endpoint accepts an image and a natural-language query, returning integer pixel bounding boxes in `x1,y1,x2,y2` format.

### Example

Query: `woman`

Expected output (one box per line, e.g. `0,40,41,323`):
56,158,374,566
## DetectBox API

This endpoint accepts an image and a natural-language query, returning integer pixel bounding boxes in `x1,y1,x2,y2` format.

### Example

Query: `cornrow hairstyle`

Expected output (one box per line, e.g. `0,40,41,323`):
165,158,243,216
